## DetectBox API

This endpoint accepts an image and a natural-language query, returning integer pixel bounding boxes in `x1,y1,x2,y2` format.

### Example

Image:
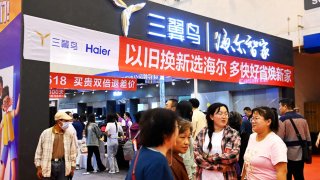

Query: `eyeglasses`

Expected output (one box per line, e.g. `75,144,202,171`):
215,112,229,117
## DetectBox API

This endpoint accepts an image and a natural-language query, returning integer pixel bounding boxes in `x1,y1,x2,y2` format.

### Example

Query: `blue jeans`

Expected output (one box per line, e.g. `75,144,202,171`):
42,160,68,180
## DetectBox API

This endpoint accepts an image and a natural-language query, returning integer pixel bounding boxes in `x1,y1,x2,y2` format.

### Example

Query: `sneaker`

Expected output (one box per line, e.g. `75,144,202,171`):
116,170,119,173
108,170,116,174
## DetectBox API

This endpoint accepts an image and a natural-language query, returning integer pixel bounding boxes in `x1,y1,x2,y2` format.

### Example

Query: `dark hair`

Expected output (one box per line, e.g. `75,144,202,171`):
139,108,178,147
2,86,9,99
124,112,132,120
107,113,118,133
228,111,242,132
73,113,79,120
0,76,3,86
271,108,279,122
189,98,200,108
107,113,117,123
279,98,295,110
178,119,192,135
243,107,251,111
85,114,96,136
133,111,144,124
206,103,229,151
252,106,279,132
168,99,178,108
79,113,87,123
176,100,193,121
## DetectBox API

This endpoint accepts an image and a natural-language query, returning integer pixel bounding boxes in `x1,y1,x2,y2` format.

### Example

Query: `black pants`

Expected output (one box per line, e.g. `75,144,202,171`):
87,146,106,172
287,160,304,180
42,161,68,180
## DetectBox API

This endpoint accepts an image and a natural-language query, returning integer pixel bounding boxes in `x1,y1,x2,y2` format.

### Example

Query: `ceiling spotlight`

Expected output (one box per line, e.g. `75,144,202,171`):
156,84,159,87
140,86,143,89
172,81,175,86
105,90,108,93
92,91,95,94
186,80,190,84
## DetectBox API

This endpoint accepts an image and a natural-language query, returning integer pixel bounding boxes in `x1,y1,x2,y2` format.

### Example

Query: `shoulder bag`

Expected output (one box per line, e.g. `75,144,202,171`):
289,118,312,164
123,131,140,161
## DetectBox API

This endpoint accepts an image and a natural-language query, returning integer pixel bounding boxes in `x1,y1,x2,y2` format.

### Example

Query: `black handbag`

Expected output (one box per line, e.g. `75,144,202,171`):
289,118,312,164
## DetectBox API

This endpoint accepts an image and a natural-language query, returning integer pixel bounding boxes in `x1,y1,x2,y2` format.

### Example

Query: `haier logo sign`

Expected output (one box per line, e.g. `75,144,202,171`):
50,36,111,57
86,44,111,56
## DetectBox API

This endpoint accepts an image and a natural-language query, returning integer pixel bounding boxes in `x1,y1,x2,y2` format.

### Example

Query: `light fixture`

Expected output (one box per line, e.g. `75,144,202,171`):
140,86,143,89
92,91,95,94
172,81,175,86
82,92,84,95
73,93,76,96
105,90,108,93
113,91,122,96
186,80,190,84
156,84,159,87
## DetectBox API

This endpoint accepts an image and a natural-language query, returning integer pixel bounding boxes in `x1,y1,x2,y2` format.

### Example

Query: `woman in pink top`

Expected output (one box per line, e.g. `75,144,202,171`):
241,107,287,180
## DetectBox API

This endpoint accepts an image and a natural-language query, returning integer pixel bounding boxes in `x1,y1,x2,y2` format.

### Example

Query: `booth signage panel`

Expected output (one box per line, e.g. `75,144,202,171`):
0,1,21,178
49,89,65,99
50,72,137,91
119,37,294,87
23,15,120,71
126,2,293,66
23,15,294,87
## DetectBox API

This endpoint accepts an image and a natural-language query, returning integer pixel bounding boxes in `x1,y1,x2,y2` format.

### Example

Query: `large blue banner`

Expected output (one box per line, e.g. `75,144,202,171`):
0,12,21,180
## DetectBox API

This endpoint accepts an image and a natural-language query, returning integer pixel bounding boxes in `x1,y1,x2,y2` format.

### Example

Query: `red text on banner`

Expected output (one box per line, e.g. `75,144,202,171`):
119,37,294,87
50,72,137,91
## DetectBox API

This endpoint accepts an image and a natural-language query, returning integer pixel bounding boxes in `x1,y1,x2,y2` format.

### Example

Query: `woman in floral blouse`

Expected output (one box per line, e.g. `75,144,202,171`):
194,103,241,180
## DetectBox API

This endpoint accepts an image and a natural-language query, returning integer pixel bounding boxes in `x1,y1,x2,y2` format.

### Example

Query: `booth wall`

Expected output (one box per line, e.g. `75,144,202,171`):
294,52,320,118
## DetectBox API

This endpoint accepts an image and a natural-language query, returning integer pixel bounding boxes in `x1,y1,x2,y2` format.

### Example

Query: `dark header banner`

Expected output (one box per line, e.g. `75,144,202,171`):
305,0,320,10
24,0,293,66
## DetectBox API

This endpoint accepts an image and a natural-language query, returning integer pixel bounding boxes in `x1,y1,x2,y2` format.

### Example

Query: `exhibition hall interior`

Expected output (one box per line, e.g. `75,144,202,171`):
0,0,319,179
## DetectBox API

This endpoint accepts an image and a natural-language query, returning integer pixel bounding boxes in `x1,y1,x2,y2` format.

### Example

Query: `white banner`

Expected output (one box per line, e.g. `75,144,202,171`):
23,15,120,71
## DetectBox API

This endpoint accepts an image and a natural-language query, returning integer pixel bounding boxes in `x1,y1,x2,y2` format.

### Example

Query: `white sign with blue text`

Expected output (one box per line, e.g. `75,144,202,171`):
23,15,120,71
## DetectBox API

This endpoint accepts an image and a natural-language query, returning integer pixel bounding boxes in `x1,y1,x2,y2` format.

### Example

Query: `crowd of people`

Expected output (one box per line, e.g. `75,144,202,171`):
34,97,313,180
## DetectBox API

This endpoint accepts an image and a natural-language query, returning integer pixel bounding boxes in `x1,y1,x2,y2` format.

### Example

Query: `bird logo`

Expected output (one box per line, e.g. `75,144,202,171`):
35,31,50,46
110,0,146,37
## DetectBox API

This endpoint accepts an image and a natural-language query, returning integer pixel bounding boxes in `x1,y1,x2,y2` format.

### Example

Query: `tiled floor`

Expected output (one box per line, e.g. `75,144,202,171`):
74,168,128,180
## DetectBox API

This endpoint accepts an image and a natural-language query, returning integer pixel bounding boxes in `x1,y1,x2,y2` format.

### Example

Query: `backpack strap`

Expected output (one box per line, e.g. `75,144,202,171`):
288,118,304,147
133,130,140,140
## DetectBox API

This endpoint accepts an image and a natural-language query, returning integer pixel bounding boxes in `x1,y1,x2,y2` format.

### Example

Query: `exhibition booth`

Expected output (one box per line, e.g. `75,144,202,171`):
0,0,297,179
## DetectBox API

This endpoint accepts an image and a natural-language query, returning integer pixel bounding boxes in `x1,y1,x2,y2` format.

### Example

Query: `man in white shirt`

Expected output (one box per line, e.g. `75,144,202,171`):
189,98,207,139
